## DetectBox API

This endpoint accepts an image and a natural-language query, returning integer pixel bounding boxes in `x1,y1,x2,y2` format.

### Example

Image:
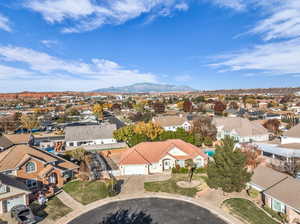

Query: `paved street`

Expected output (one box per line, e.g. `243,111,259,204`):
68,198,228,224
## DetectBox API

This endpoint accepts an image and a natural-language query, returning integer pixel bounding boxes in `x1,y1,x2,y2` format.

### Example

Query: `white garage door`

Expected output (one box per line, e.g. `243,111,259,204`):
7,196,25,211
123,165,147,175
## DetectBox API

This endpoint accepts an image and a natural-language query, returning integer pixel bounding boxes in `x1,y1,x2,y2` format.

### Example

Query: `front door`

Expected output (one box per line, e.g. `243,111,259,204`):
163,159,171,170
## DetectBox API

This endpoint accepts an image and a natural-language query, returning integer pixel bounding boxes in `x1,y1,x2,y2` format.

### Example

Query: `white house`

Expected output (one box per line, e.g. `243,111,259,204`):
65,124,117,148
212,117,269,143
118,139,208,175
152,115,192,132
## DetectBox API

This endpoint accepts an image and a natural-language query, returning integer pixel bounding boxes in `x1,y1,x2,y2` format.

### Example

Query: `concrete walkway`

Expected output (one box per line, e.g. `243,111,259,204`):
57,190,84,210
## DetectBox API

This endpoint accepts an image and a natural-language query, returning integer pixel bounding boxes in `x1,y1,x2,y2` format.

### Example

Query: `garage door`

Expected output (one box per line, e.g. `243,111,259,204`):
123,165,147,175
6,196,25,211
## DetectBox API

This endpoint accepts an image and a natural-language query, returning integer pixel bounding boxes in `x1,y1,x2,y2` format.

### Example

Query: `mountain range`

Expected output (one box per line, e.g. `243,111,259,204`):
93,83,195,93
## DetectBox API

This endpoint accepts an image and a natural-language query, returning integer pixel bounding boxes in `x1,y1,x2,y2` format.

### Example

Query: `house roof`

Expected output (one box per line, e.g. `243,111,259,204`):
119,139,207,165
284,123,300,138
65,124,116,142
0,173,30,192
152,115,188,127
212,117,268,137
265,177,300,211
0,135,13,149
4,134,30,145
0,144,78,171
250,166,289,190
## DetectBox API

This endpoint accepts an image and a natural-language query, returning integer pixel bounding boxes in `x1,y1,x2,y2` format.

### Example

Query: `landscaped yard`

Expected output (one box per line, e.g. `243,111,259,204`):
63,180,114,205
30,196,72,221
144,174,206,197
223,198,279,224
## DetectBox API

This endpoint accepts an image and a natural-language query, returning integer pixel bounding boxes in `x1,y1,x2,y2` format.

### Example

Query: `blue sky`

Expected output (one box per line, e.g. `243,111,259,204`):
0,0,300,92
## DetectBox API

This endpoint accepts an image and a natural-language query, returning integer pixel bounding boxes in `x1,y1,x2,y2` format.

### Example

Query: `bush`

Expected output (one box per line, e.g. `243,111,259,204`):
263,205,286,222
172,167,207,174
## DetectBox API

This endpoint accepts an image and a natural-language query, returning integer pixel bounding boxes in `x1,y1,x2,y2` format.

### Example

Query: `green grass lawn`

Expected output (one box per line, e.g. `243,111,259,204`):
63,180,113,205
144,174,205,197
223,198,279,224
30,196,72,220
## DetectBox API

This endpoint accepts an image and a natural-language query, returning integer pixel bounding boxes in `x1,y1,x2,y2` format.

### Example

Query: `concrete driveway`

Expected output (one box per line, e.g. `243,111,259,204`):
68,198,228,224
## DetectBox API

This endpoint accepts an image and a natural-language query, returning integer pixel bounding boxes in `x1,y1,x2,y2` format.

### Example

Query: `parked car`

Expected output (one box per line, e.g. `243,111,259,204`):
10,205,37,224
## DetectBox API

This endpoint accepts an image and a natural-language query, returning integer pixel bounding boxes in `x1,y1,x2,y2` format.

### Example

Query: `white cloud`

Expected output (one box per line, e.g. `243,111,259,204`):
209,0,300,76
211,38,300,74
208,0,246,11
0,46,157,91
0,64,35,78
41,40,59,48
25,0,190,33
0,14,12,32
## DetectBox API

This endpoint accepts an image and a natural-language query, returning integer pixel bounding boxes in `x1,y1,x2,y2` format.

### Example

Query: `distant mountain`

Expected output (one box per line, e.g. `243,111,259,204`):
93,83,195,93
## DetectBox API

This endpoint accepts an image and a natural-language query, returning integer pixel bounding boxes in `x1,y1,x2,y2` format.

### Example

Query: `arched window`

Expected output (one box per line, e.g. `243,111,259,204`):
25,162,36,173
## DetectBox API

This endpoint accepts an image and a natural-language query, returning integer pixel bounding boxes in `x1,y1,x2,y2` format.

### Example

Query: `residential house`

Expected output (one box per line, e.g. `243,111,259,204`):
119,139,208,175
0,135,13,151
152,115,192,132
249,166,300,223
0,173,30,213
213,117,269,143
65,124,117,148
0,144,78,190
281,123,300,144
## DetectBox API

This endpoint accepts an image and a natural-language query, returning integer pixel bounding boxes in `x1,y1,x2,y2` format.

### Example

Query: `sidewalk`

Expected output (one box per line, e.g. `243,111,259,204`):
57,190,84,210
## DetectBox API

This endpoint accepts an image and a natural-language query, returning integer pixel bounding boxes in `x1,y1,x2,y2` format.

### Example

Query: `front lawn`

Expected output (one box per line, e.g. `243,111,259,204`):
30,196,72,220
144,174,205,197
63,180,115,205
223,198,279,224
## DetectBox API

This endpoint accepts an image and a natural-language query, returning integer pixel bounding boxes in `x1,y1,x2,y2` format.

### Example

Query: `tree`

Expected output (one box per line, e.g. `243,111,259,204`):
92,104,104,121
65,147,87,161
183,100,193,112
229,101,239,110
20,114,40,132
65,107,80,116
111,103,121,111
214,101,226,115
133,122,163,140
153,101,165,114
241,145,262,170
192,116,217,139
207,137,252,193
263,119,280,134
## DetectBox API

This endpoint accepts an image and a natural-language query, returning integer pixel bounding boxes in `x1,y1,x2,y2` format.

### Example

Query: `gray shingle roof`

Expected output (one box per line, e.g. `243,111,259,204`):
65,124,117,142
0,173,30,192
213,117,268,137
0,135,13,149
284,123,300,138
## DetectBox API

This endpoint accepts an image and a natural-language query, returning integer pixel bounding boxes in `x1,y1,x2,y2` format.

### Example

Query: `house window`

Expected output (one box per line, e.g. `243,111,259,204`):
26,179,37,189
272,199,285,213
25,162,36,173
0,184,8,194
69,142,74,147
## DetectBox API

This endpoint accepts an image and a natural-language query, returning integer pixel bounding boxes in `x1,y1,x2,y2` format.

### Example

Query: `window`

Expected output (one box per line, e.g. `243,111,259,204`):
26,179,37,189
0,184,8,194
69,142,74,147
272,199,285,213
25,162,36,173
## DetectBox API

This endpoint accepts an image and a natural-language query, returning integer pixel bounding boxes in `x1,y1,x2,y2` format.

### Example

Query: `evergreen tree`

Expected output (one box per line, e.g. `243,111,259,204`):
207,136,252,193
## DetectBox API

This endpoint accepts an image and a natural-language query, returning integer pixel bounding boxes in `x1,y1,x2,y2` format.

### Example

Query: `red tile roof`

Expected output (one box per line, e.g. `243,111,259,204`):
119,139,207,165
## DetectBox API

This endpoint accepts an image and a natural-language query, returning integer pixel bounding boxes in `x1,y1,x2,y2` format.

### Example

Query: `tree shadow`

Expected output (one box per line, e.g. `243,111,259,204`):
100,209,157,224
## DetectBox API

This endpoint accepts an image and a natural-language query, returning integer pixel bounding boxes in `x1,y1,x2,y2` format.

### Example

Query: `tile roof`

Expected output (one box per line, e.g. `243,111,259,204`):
65,124,116,142
119,139,207,165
